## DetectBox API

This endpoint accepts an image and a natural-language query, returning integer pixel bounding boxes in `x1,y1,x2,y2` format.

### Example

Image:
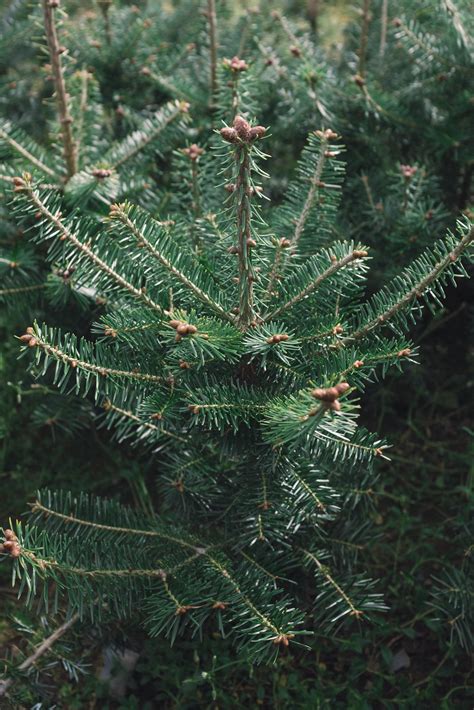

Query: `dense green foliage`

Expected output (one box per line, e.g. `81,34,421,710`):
0,0,473,706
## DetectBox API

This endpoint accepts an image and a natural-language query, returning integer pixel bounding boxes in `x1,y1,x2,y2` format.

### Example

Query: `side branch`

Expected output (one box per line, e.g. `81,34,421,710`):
343,227,474,344
292,134,330,247
110,205,235,323
0,128,57,178
265,250,368,321
27,332,165,384
42,0,77,178
0,613,79,698
207,0,218,103
20,182,164,315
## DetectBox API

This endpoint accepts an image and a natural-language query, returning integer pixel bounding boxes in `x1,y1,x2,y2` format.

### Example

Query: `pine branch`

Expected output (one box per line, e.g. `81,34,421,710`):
0,126,57,178
107,101,188,170
207,0,218,103
16,178,164,315
25,327,165,385
109,203,234,323
265,249,369,322
343,224,473,344
357,0,372,78
292,132,331,248
0,613,79,699
42,0,77,178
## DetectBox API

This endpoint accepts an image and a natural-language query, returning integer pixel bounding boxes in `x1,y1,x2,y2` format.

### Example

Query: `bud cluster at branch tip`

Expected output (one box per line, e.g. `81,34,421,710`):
220,115,266,145
19,326,38,347
311,382,350,412
0,529,21,558
182,144,204,161
169,319,198,343
223,56,248,72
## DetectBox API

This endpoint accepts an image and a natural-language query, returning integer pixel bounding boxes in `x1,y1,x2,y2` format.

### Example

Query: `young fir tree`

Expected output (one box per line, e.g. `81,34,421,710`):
1,107,472,661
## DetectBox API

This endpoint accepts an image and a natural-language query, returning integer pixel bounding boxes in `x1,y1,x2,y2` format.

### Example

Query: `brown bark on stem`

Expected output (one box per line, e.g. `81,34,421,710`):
42,0,77,179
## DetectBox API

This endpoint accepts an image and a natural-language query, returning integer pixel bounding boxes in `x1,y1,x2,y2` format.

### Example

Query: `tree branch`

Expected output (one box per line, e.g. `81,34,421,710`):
42,0,77,178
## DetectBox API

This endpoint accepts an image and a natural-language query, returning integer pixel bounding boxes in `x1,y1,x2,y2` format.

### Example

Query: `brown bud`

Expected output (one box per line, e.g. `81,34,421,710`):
179,360,191,369
150,412,163,420
225,183,236,193
233,115,251,141
12,176,26,187
28,338,38,347
290,46,301,57
92,168,111,179
169,320,182,329
4,529,16,541
335,382,350,395
212,601,228,610
186,324,198,335
183,144,204,161
329,400,341,411
332,325,343,335
223,56,248,72
19,334,33,343
140,66,152,76
247,238,257,248
353,74,365,87
311,387,338,402
353,360,364,368
177,323,189,335
393,17,402,27
220,127,239,144
353,250,368,258
57,46,67,55
188,404,200,414
249,125,266,140
10,544,21,558
397,348,411,357
227,245,240,255
279,238,291,248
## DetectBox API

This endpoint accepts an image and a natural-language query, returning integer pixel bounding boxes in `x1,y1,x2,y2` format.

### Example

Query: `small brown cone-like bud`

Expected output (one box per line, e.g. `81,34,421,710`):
140,66,152,76
227,245,240,255
225,183,236,193
220,127,238,143
213,601,228,610
353,360,364,368
397,348,411,357
169,320,182,329
12,176,26,187
10,544,21,558
19,334,33,343
332,325,343,335
188,404,200,414
28,338,38,347
233,115,251,141
92,168,111,179
179,360,191,369
290,45,301,57
335,382,350,395
247,238,257,248
177,323,189,335
352,250,368,258
4,529,16,541
223,56,248,72
353,74,365,87
329,400,341,412
183,144,204,161
279,238,291,248
249,125,266,140
186,324,198,335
